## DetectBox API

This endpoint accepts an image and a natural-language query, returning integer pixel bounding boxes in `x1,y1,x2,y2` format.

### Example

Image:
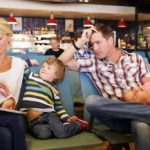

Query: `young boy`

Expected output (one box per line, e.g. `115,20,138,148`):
21,58,88,139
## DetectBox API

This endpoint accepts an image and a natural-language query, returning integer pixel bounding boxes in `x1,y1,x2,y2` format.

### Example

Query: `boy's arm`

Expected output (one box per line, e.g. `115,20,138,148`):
53,92,70,122
25,59,39,67
24,59,39,79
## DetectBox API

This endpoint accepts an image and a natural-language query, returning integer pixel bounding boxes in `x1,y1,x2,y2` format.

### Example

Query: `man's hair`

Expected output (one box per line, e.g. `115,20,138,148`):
50,37,59,42
43,58,65,83
95,23,113,39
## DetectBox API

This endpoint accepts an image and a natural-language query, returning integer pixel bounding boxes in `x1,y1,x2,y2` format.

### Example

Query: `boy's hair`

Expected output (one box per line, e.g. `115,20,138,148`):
95,23,113,39
0,18,13,35
43,58,65,83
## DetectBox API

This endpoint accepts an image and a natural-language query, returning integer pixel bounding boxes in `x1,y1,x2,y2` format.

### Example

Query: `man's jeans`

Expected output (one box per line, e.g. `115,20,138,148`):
85,95,150,150
28,112,81,139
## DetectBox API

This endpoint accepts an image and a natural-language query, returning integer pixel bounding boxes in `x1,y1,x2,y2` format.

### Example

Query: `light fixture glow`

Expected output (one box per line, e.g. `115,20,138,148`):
117,18,126,28
145,23,150,29
47,15,57,26
84,17,93,28
7,12,17,25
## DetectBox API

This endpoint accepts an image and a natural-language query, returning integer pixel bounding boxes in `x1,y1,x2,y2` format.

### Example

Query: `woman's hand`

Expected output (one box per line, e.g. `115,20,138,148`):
1,98,15,110
0,80,10,97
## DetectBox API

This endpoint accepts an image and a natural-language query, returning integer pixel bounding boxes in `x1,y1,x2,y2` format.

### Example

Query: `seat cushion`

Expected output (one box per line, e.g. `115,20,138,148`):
26,132,103,150
92,125,133,145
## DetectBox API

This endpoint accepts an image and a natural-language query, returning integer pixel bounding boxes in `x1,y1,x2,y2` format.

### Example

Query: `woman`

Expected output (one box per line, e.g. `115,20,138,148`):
0,18,26,150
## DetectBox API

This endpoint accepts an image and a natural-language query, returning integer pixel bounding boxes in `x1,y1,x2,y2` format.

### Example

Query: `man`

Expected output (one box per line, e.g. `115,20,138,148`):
59,23,150,150
44,37,64,58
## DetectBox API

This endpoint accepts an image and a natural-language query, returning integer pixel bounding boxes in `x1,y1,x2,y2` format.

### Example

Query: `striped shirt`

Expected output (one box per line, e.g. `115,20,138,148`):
76,50,150,100
21,69,69,121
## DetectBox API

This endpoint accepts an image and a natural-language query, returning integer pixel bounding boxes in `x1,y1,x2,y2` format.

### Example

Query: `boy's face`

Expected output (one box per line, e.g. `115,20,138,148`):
39,62,57,82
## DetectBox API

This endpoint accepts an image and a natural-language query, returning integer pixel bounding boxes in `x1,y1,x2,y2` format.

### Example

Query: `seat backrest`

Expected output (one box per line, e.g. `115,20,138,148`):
79,72,99,121
137,51,146,58
56,70,75,116
143,57,150,70
8,53,75,116
67,70,83,100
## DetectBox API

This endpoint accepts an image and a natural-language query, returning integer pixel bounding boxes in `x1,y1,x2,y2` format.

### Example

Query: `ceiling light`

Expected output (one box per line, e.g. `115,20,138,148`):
145,23,150,29
79,0,89,2
47,15,57,26
117,18,126,28
84,17,93,28
7,12,17,25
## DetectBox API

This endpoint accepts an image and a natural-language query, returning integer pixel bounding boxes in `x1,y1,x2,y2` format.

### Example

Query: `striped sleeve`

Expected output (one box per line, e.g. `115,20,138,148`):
53,90,69,122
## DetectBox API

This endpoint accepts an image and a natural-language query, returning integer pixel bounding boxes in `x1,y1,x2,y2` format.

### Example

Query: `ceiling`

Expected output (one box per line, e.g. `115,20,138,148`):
1,0,150,21
29,0,150,14
31,0,135,6
30,0,150,9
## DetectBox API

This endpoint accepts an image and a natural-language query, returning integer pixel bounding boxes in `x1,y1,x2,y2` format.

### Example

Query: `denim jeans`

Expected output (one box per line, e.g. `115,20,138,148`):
28,112,81,139
85,95,150,150
0,111,26,150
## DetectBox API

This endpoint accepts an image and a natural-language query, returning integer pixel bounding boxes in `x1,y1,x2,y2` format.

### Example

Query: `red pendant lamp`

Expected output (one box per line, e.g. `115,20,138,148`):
7,12,17,25
145,23,150,29
84,17,93,28
47,15,57,26
117,18,126,28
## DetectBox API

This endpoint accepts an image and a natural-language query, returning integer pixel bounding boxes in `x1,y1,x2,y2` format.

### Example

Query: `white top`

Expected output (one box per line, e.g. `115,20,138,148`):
0,57,26,103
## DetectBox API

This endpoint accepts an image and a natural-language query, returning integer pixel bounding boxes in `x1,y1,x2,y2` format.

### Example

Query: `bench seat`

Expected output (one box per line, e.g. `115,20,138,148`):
7,53,103,150
26,132,103,150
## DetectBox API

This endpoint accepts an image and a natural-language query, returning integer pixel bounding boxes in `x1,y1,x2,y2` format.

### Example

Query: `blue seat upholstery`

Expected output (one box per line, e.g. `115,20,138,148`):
79,72,99,122
56,70,75,116
8,53,103,150
67,70,83,104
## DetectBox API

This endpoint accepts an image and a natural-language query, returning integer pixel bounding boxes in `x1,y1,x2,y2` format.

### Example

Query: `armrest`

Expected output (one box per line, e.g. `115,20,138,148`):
87,115,95,132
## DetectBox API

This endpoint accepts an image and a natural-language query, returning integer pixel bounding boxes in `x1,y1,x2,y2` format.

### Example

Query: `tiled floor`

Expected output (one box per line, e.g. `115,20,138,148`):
74,142,135,150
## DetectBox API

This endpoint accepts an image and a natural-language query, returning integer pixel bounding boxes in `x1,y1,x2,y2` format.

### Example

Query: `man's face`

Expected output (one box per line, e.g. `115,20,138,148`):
50,39,59,50
90,32,112,59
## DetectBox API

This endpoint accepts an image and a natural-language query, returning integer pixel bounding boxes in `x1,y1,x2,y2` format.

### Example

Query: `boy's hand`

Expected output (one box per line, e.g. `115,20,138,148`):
67,115,79,122
1,98,15,110
30,59,40,66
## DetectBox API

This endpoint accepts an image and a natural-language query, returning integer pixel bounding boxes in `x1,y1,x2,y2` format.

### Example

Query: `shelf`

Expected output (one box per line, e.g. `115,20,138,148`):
123,49,150,52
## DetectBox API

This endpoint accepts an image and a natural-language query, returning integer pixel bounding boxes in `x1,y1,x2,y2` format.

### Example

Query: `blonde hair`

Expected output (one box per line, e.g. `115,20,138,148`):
43,58,65,83
0,18,13,35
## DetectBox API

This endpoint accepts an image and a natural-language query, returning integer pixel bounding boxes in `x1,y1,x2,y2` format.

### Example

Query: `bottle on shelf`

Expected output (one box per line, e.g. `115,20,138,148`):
138,25,147,48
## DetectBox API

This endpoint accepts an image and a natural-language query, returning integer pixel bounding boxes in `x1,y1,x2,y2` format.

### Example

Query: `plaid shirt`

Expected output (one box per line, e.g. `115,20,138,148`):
76,50,150,100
